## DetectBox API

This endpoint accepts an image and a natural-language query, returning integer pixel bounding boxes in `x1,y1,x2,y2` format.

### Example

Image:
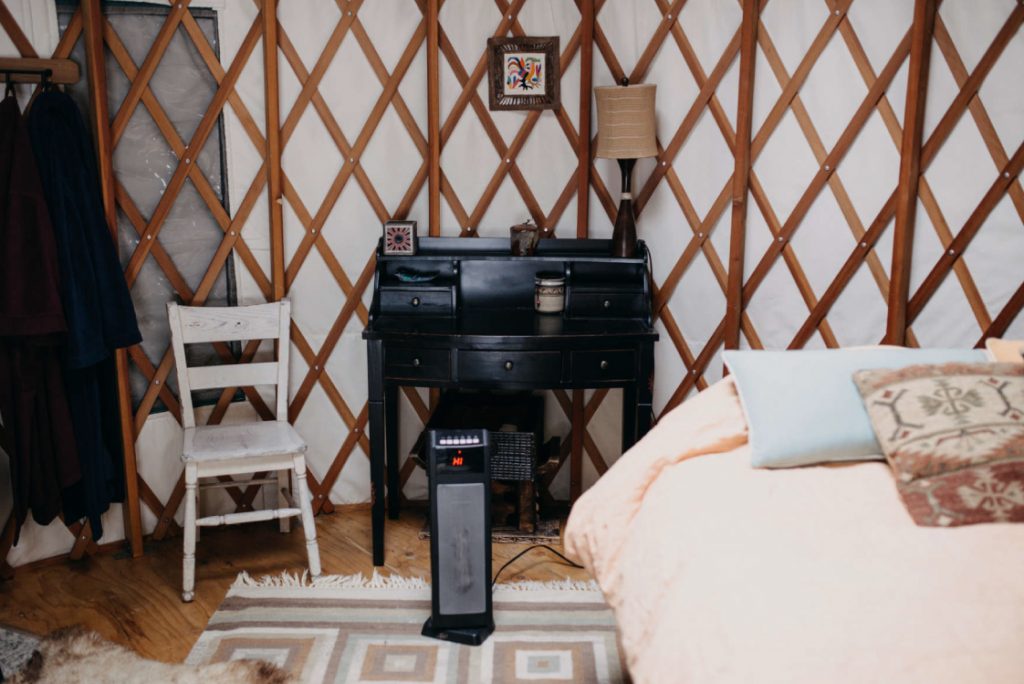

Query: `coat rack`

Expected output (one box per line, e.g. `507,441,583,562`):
0,57,79,85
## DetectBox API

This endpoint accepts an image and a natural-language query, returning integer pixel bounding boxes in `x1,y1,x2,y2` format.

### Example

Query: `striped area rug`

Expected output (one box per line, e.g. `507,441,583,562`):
187,572,626,683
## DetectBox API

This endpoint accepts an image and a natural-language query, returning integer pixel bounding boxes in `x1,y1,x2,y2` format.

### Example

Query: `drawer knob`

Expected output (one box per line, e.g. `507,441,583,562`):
411,297,421,307
603,299,612,309
600,360,609,370
504,360,514,371
413,357,421,367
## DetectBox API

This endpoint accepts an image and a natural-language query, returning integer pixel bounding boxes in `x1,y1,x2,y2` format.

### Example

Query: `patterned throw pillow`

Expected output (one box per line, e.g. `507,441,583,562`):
853,362,1024,527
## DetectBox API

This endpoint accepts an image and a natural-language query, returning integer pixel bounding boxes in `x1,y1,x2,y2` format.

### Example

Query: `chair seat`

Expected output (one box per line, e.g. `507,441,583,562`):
183,421,307,462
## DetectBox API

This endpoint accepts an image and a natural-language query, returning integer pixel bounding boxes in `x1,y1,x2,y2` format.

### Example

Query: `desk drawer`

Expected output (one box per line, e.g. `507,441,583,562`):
571,349,636,383
459,350,562,384
384,347,451,381
380,287,454,316
566,290,644,318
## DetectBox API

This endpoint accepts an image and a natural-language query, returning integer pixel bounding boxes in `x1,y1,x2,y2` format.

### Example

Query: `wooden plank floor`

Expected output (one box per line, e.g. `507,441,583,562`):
0,508,591,663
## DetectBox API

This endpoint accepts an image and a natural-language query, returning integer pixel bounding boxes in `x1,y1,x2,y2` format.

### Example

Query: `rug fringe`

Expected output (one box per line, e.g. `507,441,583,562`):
232,569,599,593
232,569,429,590
494,578,600,592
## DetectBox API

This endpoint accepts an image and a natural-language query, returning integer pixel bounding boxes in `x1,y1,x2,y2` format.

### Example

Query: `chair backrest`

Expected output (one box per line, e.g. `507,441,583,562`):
167,300,291,429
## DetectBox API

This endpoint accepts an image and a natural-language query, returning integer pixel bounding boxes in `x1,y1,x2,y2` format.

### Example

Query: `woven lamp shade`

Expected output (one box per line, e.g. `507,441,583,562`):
594,83,657,159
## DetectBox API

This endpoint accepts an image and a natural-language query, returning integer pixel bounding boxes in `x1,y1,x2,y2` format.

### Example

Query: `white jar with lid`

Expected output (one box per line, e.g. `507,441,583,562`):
534,273,565,314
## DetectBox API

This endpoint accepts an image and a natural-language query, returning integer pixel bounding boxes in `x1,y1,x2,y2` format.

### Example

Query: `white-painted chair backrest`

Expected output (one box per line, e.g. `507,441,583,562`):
167,300,291,429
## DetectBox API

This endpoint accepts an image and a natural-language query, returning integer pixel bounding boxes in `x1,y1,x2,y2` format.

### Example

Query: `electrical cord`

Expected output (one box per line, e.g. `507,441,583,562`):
491,543,584,589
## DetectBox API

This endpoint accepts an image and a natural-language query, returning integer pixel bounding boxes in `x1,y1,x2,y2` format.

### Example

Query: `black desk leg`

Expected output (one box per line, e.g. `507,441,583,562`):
366,340,386,566
637,341,655,440
385,384,400,520
622,383,638,454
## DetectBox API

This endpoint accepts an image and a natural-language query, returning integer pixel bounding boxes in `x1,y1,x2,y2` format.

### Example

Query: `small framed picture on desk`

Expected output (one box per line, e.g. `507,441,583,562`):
383,220,417,255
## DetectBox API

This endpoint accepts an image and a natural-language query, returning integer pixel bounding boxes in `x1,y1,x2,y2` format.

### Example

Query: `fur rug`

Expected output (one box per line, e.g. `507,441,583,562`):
0,624,39,679
8,627,290,684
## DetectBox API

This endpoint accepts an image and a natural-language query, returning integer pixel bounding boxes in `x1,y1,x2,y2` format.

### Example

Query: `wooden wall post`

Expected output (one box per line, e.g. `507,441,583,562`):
427,0,440,236
576,0,594,238
264,0,285,301
82,0,144,559
886,0,937,345
570,2,595,493
724,0,759,351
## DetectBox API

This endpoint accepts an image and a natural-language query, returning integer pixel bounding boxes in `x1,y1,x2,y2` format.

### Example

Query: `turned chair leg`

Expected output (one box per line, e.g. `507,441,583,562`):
277,468,291,534
293,455,322,578
194,484,200,544
182,463,198,602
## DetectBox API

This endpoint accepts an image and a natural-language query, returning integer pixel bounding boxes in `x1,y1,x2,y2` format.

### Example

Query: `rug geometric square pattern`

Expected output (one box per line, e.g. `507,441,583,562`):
187,572,623,683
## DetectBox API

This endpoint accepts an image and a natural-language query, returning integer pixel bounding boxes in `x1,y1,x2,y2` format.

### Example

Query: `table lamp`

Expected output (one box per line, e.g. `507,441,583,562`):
595,80,657,257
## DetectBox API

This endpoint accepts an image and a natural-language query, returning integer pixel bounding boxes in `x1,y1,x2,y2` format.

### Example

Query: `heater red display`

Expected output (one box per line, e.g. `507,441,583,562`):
437,441,484,474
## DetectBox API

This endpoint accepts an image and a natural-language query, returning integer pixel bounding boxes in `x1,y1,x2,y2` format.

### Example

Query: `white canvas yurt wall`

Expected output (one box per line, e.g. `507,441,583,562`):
2,0,1022,568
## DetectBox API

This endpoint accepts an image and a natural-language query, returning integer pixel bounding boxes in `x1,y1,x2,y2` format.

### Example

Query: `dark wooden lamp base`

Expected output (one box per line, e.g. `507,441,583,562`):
611,157,637,258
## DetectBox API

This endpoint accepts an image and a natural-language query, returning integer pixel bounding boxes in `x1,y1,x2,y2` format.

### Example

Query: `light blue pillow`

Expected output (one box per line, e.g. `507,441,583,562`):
722,347,987,468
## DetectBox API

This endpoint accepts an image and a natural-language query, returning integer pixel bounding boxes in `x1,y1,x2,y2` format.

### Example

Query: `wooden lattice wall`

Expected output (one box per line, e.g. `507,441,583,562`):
1,0,1022,570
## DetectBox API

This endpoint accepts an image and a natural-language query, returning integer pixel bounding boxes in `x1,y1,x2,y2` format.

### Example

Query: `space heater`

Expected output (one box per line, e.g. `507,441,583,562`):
421,428,495,645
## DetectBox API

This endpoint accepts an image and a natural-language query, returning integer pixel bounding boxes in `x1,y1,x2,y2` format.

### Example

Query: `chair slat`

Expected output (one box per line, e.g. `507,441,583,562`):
187,362,279,390
198,477,280,491
196,508,301,527
176,303,283,343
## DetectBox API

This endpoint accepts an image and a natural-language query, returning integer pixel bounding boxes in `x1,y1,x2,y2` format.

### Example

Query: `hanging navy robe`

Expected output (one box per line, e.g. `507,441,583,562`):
0,92,81,542
28,90,141,540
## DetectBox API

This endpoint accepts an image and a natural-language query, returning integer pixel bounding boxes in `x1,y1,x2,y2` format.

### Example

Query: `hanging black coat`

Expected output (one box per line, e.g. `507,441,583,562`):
0,92,81,542
28,90,142,540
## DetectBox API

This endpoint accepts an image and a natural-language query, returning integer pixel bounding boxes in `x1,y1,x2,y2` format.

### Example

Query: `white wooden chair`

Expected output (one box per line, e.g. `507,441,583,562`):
167,300,321,602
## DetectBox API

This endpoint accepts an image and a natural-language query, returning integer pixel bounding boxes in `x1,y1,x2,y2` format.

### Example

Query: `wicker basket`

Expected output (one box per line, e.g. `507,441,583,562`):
491,431,537,481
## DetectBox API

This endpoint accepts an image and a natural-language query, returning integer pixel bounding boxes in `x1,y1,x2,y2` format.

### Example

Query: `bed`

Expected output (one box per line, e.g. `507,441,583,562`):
564,376,1024,684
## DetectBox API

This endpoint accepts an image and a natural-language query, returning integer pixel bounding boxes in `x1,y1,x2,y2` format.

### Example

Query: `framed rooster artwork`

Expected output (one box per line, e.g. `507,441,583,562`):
487,36,560,111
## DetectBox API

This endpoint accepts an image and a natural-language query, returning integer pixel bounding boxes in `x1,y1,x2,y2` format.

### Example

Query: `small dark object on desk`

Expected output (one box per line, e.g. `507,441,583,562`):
510,220,540,256
394,267,440,283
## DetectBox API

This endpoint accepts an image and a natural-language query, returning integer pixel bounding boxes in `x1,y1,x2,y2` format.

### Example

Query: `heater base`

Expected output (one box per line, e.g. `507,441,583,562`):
421,618,494,646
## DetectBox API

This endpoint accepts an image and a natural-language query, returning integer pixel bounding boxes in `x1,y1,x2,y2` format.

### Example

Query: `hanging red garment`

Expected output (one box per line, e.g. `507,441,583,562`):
0,90,81,542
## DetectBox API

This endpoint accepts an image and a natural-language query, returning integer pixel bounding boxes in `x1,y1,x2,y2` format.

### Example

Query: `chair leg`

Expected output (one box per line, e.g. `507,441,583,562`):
194,482,200,543
293,455,321,577
277,468,291,533
182,463,198,602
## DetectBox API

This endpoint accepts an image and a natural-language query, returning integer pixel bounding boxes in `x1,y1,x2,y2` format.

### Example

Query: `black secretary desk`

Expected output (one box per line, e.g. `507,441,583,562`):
362,237,658,565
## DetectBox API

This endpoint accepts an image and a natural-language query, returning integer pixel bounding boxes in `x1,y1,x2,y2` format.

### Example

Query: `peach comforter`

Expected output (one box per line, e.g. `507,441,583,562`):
564,377,1024,684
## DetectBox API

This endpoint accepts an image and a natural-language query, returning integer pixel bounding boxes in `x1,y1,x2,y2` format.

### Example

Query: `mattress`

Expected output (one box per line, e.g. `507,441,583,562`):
564,378,1024,684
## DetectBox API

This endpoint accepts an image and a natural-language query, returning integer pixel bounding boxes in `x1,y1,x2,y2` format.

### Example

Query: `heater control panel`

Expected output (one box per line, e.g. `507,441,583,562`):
429,429,489,475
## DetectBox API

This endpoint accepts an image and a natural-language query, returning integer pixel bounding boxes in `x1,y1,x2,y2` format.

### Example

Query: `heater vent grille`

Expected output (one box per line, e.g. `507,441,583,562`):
436,482,487,616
